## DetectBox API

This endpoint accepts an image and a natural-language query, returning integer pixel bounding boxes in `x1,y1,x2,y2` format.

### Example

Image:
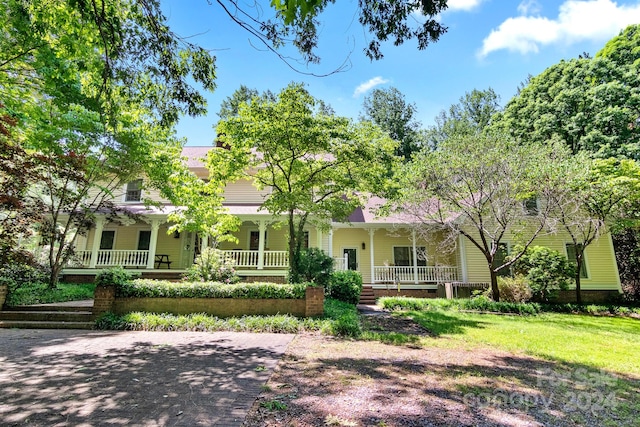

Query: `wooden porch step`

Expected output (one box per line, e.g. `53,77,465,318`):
359,286,377,305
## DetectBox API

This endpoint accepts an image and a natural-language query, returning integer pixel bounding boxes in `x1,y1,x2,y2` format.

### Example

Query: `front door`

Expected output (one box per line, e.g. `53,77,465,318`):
343,248,357,270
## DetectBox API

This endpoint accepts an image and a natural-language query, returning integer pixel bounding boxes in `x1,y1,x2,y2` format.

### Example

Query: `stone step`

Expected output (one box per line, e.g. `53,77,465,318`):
2,305,91,312
0,311,94,322
0,320,94,330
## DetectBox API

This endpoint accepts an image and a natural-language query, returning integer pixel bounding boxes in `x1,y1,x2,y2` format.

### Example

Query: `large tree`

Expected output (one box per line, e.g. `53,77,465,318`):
361,87,426,159
0,0,216,285
398,134,570,301
496,26,640,159
548,157,640,304
426,88,501,148
215,83,398,282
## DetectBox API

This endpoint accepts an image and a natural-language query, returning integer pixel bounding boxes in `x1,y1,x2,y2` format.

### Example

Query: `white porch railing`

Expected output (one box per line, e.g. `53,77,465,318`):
74,250,149,268
264,251,289,268
373,266,459,283
333,254,348,271
221,250,289,268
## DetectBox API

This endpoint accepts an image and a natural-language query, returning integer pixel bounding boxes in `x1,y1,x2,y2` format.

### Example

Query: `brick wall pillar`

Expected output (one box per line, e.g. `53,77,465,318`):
305,286,324,317
0,285,7,310
93,285,115,317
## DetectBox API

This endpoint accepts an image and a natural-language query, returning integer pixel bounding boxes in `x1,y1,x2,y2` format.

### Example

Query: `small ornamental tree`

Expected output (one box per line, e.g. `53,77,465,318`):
510,245,575,302
398,134,571,301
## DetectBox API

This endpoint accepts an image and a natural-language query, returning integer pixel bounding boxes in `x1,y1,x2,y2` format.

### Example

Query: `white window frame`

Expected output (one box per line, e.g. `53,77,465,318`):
565,243,590,279
137,229,152,251
99,229,117,250
392,245,428,267
123,179,143,203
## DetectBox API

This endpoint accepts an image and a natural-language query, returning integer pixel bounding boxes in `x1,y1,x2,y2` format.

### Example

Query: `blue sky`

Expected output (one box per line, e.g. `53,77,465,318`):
164,0,640,146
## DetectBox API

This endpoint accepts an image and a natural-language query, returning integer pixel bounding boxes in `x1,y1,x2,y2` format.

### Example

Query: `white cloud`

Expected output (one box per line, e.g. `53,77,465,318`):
478,0,640,58
353,76,390,98
517,0,542,16
447,0,485,12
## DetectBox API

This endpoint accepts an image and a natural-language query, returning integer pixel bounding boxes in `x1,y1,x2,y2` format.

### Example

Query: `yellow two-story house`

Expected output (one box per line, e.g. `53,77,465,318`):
62,146,623,302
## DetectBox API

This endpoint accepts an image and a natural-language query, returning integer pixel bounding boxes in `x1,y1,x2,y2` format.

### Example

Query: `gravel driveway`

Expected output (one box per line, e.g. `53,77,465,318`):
0,329,294,426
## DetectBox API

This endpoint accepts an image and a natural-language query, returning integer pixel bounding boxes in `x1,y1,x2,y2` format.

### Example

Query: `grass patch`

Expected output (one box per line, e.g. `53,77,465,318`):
5,282,96,306
96,298,361,337
382,297,640,376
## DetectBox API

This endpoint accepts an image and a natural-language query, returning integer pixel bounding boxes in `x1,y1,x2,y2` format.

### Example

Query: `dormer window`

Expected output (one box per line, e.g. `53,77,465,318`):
125,179,142,202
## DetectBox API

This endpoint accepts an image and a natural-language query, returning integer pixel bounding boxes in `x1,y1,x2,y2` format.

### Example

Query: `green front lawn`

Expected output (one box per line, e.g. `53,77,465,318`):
382,297,640,376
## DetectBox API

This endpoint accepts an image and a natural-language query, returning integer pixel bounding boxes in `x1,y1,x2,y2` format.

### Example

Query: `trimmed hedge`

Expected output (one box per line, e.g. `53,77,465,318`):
379,296,640,317
116,279,309,299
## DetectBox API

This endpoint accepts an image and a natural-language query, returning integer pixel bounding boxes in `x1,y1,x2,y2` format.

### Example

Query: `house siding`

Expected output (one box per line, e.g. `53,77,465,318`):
461,229,622,292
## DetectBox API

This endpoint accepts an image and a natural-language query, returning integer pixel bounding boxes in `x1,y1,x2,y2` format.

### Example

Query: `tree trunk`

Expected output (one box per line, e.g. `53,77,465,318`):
288,211,300,284
575,253,583,305
490,269,500,301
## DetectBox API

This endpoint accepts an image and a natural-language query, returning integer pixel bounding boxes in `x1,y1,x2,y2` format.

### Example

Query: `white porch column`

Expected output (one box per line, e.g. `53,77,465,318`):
369,228,376,284
146,220,160,269
257,220,266,270
412,229,419,284
328,229,334,257
316,229,323,250
89,217,105,268
458,235,468,282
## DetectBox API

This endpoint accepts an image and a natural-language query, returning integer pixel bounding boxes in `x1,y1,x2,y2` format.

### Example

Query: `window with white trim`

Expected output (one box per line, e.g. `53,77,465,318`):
494,243,510,277
393,246,427,266
566,243,588,278
99,230,115,250
125,179,143,202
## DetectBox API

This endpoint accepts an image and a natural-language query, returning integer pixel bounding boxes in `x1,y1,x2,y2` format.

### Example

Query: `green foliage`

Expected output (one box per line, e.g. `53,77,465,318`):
510,245,574,302
183,248,240,283
94,267,134,288
379,296,542,315
5,282,95,306
493,275,533,303
215,83,398,282
426,88,501,149
95,297,358,336
328,270,363,305
116,279,308,299
0,263,51,293
361,87,426,159
261,400,287,411
292,248,333,288
497,54,640,159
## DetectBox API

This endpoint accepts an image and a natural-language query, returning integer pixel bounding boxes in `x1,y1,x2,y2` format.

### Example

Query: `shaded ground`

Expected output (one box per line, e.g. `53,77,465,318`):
243,308,640,427
0,330,293,426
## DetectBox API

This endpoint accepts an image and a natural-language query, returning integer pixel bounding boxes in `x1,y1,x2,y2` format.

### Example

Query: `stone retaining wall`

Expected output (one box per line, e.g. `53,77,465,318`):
93,285,324,318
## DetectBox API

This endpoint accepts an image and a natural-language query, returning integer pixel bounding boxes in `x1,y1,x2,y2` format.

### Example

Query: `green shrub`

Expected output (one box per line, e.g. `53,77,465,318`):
493,275,533,303
183,248,239,283
510,245,574,302
0,263,50,292
117,279,308,299
5,282,96,306
94,267,134,287
292,248,333,288
328,270,363,304
379,296,542,315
